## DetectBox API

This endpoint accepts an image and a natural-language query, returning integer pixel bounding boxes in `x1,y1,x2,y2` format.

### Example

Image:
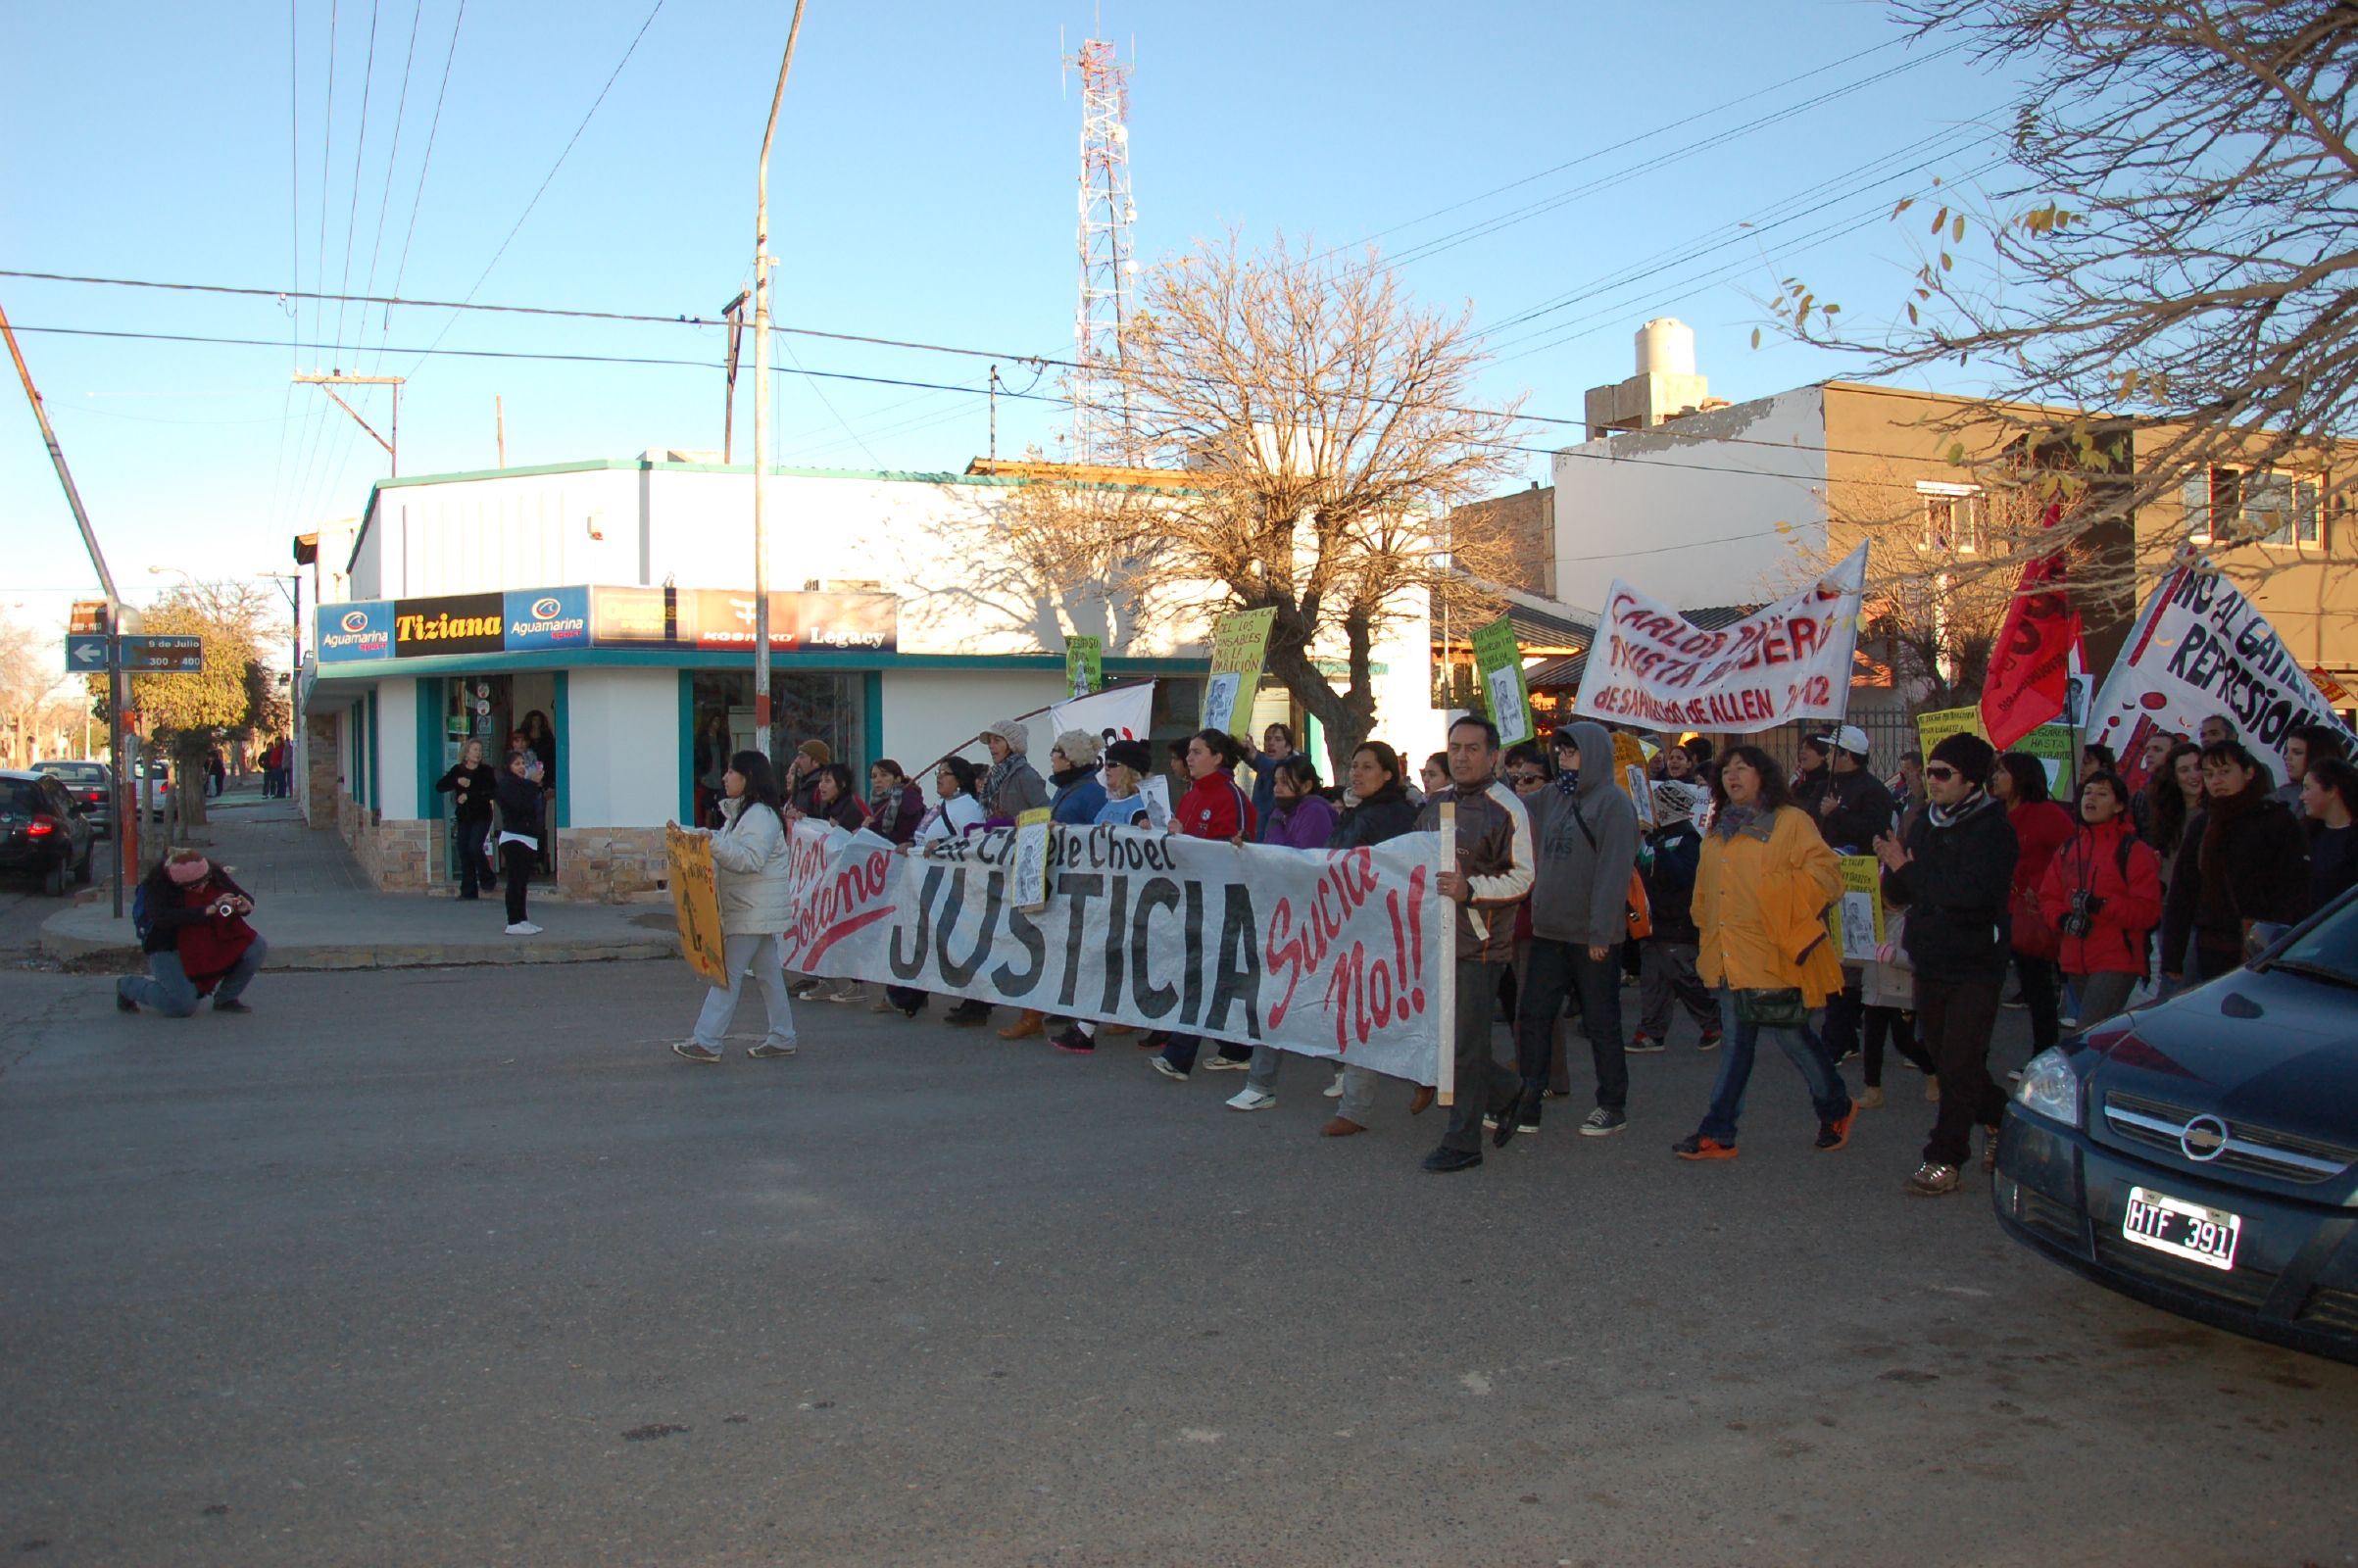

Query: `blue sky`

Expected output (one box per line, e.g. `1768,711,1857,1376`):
1,0,2011,635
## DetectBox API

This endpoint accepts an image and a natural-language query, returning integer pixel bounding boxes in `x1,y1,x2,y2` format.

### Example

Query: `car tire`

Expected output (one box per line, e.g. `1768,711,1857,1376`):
74,843,93,886
43,857,67,898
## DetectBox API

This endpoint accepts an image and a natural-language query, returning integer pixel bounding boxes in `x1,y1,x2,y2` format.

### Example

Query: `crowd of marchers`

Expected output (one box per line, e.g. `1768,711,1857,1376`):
107,689,2358,1200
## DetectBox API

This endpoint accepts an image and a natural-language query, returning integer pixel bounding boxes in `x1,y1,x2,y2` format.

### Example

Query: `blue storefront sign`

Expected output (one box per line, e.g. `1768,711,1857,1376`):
318,601,394,663
503,586,591,651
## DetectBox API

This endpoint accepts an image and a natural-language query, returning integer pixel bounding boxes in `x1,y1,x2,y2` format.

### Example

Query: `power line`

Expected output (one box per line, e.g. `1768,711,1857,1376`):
3,319,1973,494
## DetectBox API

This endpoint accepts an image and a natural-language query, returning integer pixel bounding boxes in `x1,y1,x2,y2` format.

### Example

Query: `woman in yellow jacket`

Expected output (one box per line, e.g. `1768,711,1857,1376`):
1673,745,1857,1160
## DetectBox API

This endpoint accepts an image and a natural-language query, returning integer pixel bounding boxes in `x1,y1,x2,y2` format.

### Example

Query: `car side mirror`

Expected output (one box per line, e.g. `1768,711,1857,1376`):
2244,921,2291,963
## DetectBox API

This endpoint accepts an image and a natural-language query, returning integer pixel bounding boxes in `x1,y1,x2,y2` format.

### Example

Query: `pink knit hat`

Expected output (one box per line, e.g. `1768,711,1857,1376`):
165,855,211,885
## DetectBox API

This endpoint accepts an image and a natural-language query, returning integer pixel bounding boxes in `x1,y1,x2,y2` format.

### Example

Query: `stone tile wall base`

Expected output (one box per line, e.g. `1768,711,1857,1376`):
556,826,670,904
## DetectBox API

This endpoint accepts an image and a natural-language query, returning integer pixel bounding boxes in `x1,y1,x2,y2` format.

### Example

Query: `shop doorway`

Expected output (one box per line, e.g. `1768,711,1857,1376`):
436,674,559,884
686,671,856,827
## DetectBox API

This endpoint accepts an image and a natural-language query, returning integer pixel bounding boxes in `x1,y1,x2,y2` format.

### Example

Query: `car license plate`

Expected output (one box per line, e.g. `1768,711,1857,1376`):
2121,1186,2240,1271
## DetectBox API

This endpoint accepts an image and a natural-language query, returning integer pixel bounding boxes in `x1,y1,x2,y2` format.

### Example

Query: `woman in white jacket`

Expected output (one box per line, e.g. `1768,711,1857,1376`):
672,751,800,1064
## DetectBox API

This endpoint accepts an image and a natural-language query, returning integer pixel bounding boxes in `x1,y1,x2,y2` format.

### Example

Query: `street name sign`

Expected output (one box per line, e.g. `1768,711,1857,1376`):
121,635,204,673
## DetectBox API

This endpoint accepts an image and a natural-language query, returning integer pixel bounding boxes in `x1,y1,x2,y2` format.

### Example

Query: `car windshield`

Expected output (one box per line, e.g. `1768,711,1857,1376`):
2270,896,2358,988
38,763,103,784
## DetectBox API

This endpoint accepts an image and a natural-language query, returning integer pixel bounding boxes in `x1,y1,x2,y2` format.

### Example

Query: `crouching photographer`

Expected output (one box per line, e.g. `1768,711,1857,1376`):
116,850,269,1017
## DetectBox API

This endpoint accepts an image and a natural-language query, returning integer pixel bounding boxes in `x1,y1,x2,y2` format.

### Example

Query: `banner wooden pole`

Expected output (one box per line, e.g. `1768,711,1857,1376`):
1436,800,1456,1106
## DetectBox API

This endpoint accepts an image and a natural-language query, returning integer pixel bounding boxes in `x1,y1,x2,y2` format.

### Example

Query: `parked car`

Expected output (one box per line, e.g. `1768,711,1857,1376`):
1994,886,2358,1364
33,759,113,835
0,770,97,896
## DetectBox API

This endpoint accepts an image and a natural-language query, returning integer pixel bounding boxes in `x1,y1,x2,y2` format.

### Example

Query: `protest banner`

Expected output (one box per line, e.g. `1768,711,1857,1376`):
2088,564,2355,785
1202,608,1278,733
1914,706,1986,759
1830,854,1884,963
1047,678,1153,751
1471,615,1533,747
777,817,1451,1083
1573,544,1867,731
1064,634,1104,698
664,823,729,986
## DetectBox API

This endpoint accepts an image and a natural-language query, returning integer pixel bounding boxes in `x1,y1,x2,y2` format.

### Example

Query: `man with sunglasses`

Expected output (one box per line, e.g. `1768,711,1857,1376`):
1875,731,2018,1198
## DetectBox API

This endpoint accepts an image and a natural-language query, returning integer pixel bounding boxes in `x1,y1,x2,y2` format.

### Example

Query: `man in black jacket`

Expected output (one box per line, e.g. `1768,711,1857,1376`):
1876,731,2017,1198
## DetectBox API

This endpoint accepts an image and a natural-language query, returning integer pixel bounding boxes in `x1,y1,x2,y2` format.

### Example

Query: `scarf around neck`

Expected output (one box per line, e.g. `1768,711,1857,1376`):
1928,788,1995,830
1711,801,1775,843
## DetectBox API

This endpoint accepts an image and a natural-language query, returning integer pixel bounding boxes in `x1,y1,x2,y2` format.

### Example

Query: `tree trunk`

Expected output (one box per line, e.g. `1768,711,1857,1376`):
1264,618,1379,784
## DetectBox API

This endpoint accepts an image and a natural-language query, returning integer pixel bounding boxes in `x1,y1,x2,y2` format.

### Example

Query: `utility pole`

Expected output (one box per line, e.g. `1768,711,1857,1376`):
293,370,405,476
989,364,1000,460
0,298,130,916
496,396,507,468
752,0,811,762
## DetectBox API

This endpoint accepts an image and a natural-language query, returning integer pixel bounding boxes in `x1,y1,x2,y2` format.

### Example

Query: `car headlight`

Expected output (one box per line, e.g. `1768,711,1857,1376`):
2013,1047,2082,1129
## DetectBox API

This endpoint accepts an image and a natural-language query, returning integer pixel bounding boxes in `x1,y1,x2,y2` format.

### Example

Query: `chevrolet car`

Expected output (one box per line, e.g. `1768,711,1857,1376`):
1993,887,2358,1363
0,769,98,896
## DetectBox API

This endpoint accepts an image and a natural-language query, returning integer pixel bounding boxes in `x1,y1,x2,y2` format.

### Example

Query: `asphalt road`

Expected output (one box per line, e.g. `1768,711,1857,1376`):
3,961,2354,1567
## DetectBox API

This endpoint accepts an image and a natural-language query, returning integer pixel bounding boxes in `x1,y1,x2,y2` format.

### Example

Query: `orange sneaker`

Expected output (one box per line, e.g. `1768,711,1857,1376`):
1672,1134,1738,1160
1815,1100,1858,1152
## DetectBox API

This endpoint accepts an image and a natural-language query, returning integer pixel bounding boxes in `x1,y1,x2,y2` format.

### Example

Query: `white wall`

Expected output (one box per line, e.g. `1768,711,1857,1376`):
375,680,418,818
1551,386,1830,612
563,669,680,829
351,467,643,599
879,669,1074,773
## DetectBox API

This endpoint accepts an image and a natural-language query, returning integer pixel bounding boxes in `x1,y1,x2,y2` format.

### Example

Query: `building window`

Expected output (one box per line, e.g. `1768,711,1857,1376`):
2186,466,2323,549
1917,481,1986,554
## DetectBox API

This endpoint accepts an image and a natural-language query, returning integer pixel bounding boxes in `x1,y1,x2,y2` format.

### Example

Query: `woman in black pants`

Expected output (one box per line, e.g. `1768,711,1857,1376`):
492,750,546,935
435,739,498,900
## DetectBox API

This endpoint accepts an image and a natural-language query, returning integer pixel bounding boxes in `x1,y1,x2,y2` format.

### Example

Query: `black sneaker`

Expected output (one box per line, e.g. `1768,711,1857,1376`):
1422,1146,1483,1173
1491,1087,1530,1149
116,987,137,1013
213,1000,251,1014
1579,1107,1627,1138
943,1001,992,1027
1051,1024,1096,1054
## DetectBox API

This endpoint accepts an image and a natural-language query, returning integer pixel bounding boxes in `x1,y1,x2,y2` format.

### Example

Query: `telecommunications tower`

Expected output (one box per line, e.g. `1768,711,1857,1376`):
1069,36,1136,463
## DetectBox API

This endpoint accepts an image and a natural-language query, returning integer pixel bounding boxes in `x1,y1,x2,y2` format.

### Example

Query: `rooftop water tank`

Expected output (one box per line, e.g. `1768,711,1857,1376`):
1636,318,1695,377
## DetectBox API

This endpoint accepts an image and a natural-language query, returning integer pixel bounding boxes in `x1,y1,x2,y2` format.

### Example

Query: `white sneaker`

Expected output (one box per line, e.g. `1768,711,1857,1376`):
506,921,542,935
1225,1088,1277,1111
1324,1069,1345,1099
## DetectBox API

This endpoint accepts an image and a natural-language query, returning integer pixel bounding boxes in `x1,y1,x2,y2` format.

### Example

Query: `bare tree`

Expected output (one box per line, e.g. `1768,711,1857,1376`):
1021,232,1527,774
1772,1,2358,594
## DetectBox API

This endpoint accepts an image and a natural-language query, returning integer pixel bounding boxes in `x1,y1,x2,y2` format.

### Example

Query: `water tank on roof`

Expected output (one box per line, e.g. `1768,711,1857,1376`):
1636,318,1695,377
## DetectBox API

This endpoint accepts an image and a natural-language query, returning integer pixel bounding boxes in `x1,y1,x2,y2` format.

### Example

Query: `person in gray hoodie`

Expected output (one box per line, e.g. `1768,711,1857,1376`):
1499,720,1642,1142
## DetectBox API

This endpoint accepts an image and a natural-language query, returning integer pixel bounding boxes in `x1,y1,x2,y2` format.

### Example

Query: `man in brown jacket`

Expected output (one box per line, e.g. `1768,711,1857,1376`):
1417,715,1538,1173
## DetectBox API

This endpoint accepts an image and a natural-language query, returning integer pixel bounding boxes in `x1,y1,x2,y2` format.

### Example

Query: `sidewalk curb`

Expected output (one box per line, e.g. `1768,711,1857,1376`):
39,922,679,971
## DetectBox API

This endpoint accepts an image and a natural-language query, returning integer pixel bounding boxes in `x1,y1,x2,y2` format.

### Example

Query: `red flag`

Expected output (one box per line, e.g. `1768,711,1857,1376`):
1980,504,2083,750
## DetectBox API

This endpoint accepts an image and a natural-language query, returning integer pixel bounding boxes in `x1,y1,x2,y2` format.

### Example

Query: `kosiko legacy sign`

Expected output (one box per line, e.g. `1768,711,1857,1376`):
318,585,897,663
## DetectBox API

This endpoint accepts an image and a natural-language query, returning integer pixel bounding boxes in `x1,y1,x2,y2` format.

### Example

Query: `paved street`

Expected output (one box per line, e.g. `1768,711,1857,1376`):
3,961,2355,1567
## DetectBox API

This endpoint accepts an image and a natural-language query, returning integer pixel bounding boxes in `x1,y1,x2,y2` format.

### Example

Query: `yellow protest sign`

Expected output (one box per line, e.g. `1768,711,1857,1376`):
1830,854,1885,962
1915,706,1986,758
665,822,730,986
1202,608,1278,734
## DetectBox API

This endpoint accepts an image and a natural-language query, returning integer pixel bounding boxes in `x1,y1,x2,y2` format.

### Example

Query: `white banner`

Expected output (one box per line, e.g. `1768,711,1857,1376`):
2089,564,2354,786
1046,679,1154,749
777,818,1449,1082
1574,544,1868,731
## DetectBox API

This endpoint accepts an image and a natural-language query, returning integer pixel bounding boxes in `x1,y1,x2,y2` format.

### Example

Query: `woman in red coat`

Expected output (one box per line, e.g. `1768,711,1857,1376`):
1991,753,2077,1052
2038,770,2163,1031
1149,729,1258,1079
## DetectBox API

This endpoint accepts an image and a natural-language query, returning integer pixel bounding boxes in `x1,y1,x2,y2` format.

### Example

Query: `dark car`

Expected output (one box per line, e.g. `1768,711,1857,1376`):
0,770,97,896
1994,887,2358,1363
33,759,113,835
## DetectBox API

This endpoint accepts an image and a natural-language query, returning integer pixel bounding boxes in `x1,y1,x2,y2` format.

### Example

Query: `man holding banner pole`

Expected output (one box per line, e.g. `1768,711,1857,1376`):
1417,714,1535,1175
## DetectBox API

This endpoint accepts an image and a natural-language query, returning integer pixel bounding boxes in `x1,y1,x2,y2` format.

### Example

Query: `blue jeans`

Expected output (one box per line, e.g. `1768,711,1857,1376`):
120,937,270,1017
1695,988,1850,1145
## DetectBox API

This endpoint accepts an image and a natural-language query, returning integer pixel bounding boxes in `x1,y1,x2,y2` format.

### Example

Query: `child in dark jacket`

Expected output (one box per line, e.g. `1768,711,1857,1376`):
1631,781,1722,1052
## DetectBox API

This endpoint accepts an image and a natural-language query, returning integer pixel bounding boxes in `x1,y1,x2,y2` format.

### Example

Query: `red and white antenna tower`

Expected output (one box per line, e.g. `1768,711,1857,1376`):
1068,35,1136,463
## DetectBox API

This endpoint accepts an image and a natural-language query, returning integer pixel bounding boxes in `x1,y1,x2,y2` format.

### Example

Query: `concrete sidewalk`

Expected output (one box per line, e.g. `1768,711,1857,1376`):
43,789,679,970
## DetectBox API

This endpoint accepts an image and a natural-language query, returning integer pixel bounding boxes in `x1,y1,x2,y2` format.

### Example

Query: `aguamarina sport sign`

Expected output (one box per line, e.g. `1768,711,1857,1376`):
776,819,1452,1083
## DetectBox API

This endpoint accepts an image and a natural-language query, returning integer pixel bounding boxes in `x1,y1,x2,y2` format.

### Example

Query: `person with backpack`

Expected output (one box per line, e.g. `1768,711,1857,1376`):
1631,779,1723,1053
2038,769,2164,1032
671,751,800,1064
117,850,269,1016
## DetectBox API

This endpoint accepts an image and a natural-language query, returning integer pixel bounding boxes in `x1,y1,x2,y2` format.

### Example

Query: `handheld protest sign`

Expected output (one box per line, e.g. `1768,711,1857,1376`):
1011,808,1054,912
664,822,729,986
1471,614,1532,748
1201,608,1278,733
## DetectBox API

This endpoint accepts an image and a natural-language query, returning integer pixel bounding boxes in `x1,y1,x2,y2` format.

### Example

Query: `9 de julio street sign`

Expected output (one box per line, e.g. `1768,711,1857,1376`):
64,633,204,674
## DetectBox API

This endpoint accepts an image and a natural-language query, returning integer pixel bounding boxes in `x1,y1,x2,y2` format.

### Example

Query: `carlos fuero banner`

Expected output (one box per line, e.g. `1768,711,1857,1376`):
777,819,1450,1083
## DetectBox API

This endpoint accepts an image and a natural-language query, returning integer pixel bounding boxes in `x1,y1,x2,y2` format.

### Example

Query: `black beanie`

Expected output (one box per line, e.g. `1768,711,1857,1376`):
1103,739,1152,775
1929,731,1996,786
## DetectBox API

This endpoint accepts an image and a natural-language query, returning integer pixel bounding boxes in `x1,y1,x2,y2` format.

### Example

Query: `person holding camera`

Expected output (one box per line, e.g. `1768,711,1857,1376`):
116,850,268,1016
2038,770,2164,1032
